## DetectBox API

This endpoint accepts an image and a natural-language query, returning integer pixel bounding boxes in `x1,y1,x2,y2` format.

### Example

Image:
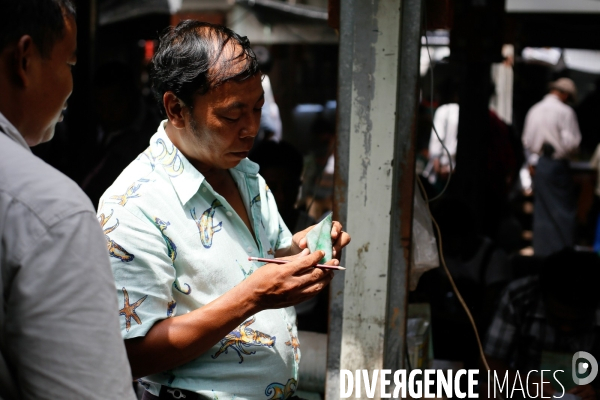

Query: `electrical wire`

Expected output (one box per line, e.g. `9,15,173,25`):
422,2,454,203
416,177,491,373
417,4,504,398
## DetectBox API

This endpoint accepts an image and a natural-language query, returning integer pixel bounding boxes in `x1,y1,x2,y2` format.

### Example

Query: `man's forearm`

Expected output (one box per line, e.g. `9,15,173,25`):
125,281,261,379
126,249,330,378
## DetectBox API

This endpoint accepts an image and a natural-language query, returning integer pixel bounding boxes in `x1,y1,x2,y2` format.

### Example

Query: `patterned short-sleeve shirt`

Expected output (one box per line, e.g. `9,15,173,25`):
97,121,300,399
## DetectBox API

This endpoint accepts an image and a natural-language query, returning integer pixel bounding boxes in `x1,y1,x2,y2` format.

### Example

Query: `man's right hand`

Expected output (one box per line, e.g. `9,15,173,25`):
244,249,336,311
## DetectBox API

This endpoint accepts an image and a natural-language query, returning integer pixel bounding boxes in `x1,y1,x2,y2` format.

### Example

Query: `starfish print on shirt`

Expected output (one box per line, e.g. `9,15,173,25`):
119,287,148,332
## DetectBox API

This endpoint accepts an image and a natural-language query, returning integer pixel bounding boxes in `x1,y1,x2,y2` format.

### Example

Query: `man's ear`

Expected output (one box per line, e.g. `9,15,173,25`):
13,35,36,88
163,92,187,129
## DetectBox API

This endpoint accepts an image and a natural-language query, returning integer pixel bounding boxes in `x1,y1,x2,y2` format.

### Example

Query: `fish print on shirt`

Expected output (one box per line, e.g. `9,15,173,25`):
237,260,256,280
212,316,276,364
154,217,177,262
167,300,177,317
98,210,135,262
284,324,300,363
264,379,297,400
155,138,183,177
109,182,141,206
190,199,223,248
173,281,191,295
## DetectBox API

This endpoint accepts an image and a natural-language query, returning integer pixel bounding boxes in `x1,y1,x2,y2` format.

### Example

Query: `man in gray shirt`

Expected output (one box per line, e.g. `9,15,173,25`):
0,1,136,398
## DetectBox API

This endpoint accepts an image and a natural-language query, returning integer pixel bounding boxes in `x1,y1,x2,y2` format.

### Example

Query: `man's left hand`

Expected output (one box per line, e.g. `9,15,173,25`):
290,221,351,259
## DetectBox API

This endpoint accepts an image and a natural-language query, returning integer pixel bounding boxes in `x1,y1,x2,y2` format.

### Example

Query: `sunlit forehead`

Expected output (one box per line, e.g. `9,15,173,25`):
207,35,253,83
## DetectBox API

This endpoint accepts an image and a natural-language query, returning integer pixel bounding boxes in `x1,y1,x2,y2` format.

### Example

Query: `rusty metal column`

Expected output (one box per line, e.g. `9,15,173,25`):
326,0,421,397
385,0,421,372
325,0,353,397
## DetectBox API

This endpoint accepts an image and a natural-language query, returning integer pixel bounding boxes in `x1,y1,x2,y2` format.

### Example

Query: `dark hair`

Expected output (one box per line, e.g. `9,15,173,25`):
541,248,600,311
250,141,304,180
0,0,76,58
150,20,259,114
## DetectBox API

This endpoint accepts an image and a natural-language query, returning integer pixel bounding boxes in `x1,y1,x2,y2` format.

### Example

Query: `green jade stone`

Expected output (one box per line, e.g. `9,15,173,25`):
305,212,333,264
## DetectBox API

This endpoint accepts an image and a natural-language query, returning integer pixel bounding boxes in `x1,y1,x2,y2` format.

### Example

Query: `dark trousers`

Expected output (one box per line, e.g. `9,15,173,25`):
533,156,577,256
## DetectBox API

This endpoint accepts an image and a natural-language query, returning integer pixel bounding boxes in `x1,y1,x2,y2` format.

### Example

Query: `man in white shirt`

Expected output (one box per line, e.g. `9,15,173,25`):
0,1,137,399
522,78,581,256
428,103,459,174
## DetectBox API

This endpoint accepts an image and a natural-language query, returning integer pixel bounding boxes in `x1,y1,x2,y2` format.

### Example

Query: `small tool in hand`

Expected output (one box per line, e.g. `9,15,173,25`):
248,256,346,271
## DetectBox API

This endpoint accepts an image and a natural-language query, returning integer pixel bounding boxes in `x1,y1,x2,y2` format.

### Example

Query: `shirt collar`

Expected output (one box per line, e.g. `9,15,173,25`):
0,111,31,152
149,120,260,206
233,157,260,175
545,93,562,103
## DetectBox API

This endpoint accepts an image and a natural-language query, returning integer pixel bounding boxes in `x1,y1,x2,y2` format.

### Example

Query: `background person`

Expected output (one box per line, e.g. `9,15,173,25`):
97,21,350,399
0,1,136,398
522,78,581,257
301,115,336,221
484,248,600,400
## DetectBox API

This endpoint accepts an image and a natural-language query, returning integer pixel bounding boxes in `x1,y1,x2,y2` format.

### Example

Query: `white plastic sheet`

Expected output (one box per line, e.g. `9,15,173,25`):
410,182,439,291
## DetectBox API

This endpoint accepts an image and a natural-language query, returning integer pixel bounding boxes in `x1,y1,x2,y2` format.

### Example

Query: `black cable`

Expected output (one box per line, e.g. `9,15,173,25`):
421,0,453,202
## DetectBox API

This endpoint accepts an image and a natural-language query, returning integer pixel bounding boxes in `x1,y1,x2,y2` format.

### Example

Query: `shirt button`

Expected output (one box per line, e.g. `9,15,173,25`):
247,246,253,253
202,187,207,193
226,211,233,217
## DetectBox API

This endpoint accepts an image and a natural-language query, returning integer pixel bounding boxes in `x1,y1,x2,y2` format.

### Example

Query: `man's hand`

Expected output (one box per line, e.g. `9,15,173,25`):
126,249,336,378
244,249,337,310
289,221,351,259
568,384,596,400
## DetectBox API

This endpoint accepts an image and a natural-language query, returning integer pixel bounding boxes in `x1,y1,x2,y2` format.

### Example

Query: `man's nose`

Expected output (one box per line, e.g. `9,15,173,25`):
240,112,261,139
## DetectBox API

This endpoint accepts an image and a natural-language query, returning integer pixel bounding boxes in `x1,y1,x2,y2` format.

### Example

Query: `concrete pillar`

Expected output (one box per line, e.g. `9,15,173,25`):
326,0,421,397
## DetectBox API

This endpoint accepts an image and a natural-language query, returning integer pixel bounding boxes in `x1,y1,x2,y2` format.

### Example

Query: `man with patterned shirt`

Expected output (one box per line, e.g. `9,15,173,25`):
97,21,350,400
485,249,600,400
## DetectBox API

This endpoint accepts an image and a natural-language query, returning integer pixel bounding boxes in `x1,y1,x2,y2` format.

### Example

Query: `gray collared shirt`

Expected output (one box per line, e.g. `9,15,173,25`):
0,112,136,400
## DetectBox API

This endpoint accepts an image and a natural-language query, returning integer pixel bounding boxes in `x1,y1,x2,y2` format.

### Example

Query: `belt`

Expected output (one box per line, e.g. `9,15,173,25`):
142,386,200,400
142,387,306,400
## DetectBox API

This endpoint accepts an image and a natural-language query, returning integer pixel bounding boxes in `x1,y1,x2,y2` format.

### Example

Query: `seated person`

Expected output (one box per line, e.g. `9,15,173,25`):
97,21,350,400
485,248,600,400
